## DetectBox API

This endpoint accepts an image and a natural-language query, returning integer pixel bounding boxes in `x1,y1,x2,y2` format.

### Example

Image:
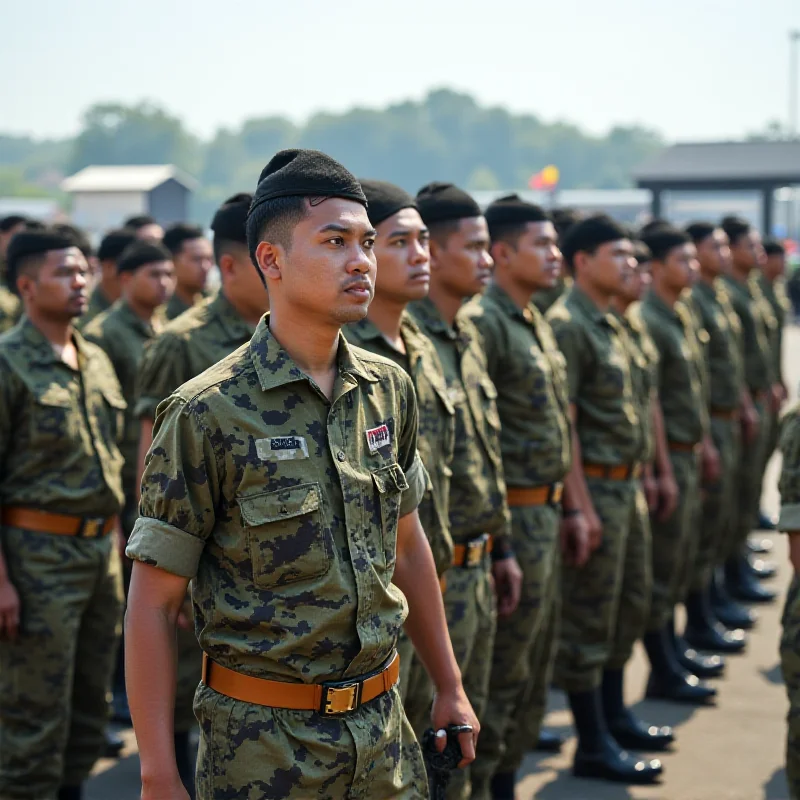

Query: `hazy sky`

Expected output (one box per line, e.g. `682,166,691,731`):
2,0,799,142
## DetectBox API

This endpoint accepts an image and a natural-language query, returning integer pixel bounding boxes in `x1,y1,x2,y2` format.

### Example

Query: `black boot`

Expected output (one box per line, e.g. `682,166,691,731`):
602,669,674,752
643,625,716,705
489,771,516,800
175,731,196,799
535,729,564,753
57,787,82,800
674,639,725,679
725,556,777,604
746,553,778,580
711,569,757,629
684,588,747,654
568,689,662,784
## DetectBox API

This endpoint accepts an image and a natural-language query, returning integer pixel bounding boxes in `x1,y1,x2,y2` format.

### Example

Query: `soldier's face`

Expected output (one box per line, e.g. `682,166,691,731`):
430,217,493,300
273,198,377,325
175,237,213,292
663,242,699,291
373,208,431,304
505,221,561,291
135,223,164,242
20,247,88,320
620,260,650,303
731,230,760,272
764,252,786,281
125,260,175,310
696,229,730,276
224,246,270,321
583,239,635,295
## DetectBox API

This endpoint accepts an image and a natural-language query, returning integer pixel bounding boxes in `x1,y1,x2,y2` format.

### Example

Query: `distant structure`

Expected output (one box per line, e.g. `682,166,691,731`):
61,165,197,234
634,141,800,236
0,197,61,222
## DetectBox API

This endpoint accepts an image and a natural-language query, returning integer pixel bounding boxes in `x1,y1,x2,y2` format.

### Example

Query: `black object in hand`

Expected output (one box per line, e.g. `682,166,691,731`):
421,726,468,800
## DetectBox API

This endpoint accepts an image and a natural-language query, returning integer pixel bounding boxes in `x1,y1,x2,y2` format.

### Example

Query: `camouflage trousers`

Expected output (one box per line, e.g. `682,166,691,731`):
692,416,741,590
194,682,428,799
0,528,123,799
781,575,800,800
648,450,701,630
441,558,496,800
555,476,638,693
608,485,652,669
470,504,560,796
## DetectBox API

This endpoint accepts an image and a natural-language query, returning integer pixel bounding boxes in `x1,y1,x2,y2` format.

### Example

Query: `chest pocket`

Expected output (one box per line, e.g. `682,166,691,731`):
239,483,331,588
478,377,502,431
593,348,627,399
97,384,127,445
30,383,79,449
371,463,408,570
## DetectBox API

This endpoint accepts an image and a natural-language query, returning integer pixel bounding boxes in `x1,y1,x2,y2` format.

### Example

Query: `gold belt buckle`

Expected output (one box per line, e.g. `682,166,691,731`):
465,535,488,567
550,483,564,505
79,517,104,538
321,681,362,716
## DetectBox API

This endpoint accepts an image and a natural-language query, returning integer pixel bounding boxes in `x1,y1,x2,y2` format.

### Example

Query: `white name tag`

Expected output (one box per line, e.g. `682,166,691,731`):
256,436,309,461
366,424,391,453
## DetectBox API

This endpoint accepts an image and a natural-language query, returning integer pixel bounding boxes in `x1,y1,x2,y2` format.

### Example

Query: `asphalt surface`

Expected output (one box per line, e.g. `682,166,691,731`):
88,326,800,800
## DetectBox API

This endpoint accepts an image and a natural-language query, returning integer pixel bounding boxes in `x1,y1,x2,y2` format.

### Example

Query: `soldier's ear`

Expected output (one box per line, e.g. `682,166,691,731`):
256,240,283,282
429,238,442,271
490,241,511,269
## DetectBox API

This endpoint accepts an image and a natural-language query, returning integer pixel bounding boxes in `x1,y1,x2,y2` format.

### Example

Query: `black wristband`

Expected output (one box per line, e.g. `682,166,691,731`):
563,508,582,518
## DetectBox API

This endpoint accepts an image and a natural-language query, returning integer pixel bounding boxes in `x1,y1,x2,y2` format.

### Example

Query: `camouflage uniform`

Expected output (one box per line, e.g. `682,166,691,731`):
135,292,255,735
639,292,707,627
77,284,114,331
546,286,643,693
722,274,774,550
0,287,21,335
0,319,125,799
689,280,745,583
532,276,572,315
84,299,161,535
126,318,428,799
409,297,509,800
463,283,570,792
779,405,800,799
344,311,455,731
164,291,195,321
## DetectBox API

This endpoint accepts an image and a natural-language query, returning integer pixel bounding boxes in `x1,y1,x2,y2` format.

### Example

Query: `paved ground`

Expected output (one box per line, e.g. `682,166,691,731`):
88,327,800,800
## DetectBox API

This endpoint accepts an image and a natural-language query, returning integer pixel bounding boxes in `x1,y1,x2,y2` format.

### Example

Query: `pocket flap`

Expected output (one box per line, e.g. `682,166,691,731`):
372,463,409,494
479,377,498,400
239,483,321,526
101,384,128,410
35,385,73,408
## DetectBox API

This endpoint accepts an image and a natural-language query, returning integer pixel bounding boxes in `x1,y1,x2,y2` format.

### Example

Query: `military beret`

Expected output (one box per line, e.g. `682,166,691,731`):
117,241,172,274
211,193,253,245
560,214,629,269
6,228,76,291
97,229,138,263
484,194,549,229
359,180,417,227
415,182,481,225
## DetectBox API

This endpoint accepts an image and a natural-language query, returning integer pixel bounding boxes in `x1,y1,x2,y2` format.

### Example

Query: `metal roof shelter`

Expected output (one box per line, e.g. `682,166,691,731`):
634,141,800,233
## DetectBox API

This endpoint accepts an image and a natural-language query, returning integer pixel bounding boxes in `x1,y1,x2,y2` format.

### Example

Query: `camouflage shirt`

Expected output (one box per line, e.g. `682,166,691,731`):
408,297,510,546
532,276,572,315
721,274,773,393
690,279,745,411
640,291,708,446
344,311,455,575
753,271,789,387
616,303,660,464
136,292,255,421
83,299,160,490
779,403,800,532
77,284,114,331
126,317,426,683
164,292,196,322
0,287,21,335
465,282,571,487
546,286,642,465
0,318,125,517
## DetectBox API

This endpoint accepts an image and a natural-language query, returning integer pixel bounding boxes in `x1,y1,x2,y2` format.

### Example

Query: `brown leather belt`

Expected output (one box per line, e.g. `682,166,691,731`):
668,441,701,454
201,651,400,716
710,407,739,421
583,463,642,481
452,534,493,568
1,507,115,538
507,483,563,508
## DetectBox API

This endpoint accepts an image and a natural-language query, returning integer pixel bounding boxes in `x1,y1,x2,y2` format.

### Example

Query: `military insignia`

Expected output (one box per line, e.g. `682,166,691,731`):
365,424,391,453
256,436,309,461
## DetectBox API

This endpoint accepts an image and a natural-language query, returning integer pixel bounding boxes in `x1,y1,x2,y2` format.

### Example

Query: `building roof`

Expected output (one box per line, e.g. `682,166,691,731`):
61,164,197,193
634,141,800,185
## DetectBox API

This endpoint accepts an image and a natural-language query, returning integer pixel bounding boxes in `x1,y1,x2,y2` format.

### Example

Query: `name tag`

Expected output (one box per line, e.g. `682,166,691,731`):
366,424,391,453
256,436,309,461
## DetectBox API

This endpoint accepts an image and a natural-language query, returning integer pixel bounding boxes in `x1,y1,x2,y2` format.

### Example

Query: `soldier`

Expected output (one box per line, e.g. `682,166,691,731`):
408,182,520,800
546,215,661,783
531,207,579,315
0,229,126,800
685,222,758,641
133,193,268,793
124,214,165,242
78,229,137,329
462,195,573,800
162,223,213,320
124,150,478,799
719,216,777,604
778,402,800,800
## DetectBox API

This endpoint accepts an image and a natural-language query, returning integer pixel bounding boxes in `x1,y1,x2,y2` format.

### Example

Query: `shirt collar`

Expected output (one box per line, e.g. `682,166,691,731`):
568,284,613,325
408,296,457,339
19,317,97,370
210,292,258,342
643,288,680,321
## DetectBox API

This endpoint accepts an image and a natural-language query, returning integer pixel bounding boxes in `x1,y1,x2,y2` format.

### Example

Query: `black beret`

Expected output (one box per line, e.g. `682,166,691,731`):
211,193,253,245
6,229,77,290
97,229,138,263
484,194,549,230
249,149,366,217
117,241,172,274
359,180,417,227
415,182,481,225
560,214,629,269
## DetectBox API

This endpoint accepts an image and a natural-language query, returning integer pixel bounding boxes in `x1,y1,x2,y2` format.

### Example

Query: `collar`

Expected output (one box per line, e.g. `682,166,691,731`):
643,288,681,321
483,281,534,323
209,292,258,342
19,317,96,370
568,284,612,325
116,298,158,338
408,297,457,339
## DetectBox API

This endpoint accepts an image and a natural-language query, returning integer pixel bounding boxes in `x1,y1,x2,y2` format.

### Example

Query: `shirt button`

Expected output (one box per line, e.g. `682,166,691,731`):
337,450,346,462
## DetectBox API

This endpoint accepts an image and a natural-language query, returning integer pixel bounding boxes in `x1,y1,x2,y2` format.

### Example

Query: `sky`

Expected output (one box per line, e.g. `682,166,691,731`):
2,0,799,142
